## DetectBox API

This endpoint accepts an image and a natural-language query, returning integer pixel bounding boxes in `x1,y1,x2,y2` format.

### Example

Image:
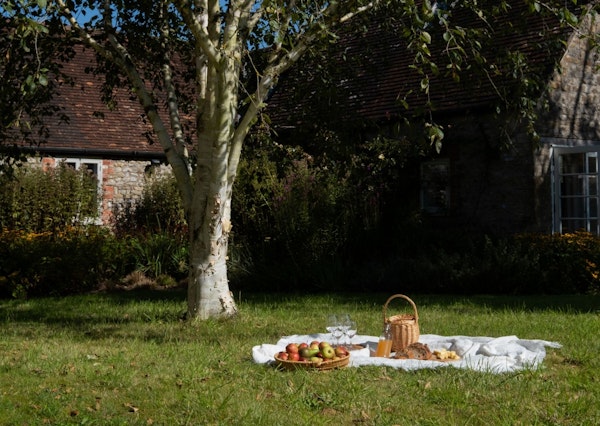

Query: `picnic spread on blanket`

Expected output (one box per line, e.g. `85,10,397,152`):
251,294,562,373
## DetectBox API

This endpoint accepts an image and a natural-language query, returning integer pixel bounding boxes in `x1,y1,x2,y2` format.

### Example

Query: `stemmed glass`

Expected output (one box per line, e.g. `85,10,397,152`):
338,313,351,346
326,315,341,346
345,320,357,346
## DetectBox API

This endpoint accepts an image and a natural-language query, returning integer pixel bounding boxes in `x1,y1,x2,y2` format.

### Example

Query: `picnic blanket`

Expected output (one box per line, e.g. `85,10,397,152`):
252,333,562,373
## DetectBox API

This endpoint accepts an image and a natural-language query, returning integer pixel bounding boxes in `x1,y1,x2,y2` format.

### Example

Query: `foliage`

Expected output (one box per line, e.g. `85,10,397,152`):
112,174,186,237
0,292,599,424
0,6,73,173
129,233,188,281
0,162,99,232
0,226,188,298
0,227,126,298
347,229,600,296
3,0,598,318
231,130,421,289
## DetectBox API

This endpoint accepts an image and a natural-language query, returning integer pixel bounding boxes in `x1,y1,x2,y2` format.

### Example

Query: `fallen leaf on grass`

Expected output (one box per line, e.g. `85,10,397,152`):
125,403,139,413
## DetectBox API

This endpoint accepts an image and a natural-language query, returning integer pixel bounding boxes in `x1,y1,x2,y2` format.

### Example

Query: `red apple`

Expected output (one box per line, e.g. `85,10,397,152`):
298,342,309,350
319,341,331,351
335,346,348,357
288,352,300,361
276,351,289,360
286,343,299,354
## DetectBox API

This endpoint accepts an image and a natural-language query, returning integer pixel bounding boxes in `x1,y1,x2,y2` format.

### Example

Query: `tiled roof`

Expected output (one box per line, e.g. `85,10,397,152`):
267,1,574,129
29,44,166,157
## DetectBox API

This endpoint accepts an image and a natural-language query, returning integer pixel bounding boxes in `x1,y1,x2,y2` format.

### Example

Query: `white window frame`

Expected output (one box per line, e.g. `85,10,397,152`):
56,157,103,224
551,142,600,235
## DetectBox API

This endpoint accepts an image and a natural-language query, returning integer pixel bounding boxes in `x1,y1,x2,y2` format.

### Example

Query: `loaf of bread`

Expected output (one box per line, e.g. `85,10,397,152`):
394,342,432,360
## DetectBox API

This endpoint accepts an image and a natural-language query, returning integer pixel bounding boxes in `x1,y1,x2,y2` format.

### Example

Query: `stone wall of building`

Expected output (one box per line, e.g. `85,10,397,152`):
100,159,172,226
534,11,600,232
28,155,172,227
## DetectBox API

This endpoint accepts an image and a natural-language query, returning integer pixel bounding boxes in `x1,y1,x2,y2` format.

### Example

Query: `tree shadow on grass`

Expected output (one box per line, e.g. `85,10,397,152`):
239,291,600,314
1,289,598,339
0,288,188,342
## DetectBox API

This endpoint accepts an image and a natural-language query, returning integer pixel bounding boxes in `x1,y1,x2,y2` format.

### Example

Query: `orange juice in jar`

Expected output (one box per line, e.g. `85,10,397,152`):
375,323,393,357
375,338,393,357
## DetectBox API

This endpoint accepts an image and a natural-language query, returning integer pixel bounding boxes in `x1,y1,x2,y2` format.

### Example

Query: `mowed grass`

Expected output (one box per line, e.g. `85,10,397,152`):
1,291,599,425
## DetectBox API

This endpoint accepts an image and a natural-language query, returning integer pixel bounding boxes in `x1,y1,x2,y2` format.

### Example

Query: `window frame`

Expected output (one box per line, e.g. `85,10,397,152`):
551,143,600,235
55,157,103,224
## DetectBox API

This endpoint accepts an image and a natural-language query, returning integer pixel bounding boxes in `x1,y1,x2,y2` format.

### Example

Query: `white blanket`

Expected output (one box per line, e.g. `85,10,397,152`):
252,333,562,373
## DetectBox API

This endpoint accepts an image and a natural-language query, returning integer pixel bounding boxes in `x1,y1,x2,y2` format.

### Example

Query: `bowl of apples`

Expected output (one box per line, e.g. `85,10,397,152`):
274,341,350,370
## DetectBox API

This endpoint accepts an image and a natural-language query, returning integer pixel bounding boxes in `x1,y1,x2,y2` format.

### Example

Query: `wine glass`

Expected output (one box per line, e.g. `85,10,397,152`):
346,320,357,346
339,314,352,346
326,314,339,345
331,324,344,347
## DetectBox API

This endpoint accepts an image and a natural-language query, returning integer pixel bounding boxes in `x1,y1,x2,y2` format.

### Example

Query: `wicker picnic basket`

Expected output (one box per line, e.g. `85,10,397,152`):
383,294,420,352
274,354,350,371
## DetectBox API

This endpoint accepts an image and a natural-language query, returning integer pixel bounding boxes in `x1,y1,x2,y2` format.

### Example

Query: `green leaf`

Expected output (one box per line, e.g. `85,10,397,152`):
421,31,431,44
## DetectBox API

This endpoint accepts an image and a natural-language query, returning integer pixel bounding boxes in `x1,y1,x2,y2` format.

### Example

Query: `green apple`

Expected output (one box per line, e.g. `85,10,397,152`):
300,348,312,359
310,356,323,365
321,345,335,359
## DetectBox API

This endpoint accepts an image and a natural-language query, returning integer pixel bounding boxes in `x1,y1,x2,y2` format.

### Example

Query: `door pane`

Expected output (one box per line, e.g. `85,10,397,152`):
561,153,585,174
561,197,585,218
561,176,585,196
590,198,598,218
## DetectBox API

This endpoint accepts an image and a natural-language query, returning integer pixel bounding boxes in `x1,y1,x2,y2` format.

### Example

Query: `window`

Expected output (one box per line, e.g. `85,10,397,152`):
553,146,600,234
420,159,450,215
57,158,103,224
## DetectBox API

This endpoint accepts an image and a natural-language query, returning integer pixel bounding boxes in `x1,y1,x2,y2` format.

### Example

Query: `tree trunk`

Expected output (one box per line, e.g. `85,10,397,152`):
186,175,237,320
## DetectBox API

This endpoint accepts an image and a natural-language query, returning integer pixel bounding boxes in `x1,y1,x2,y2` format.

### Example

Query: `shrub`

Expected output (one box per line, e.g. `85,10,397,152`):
112,175,186,237
0,163,99,233
130,233,188,281
0,227,130,298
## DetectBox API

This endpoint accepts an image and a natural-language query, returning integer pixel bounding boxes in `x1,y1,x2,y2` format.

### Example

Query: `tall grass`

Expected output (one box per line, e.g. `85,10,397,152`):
1,291,599,425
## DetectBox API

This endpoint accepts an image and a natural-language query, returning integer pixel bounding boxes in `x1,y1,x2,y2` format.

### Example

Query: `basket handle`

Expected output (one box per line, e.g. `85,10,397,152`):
383,294,419,323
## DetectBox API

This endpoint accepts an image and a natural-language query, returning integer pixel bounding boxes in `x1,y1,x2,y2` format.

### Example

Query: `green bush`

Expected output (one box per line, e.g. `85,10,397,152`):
0,227,131,298
0,163,99,232
112,174,186,237
130,232,188,281
0,170,189,298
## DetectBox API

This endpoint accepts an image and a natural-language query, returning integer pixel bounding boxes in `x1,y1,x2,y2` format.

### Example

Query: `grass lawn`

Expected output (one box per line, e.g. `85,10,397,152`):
1,290,599,425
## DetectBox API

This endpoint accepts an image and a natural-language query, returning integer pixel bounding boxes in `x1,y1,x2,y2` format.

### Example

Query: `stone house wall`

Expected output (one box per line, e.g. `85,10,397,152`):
436,11,600,235
30,155,172,227
533,12,600,232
